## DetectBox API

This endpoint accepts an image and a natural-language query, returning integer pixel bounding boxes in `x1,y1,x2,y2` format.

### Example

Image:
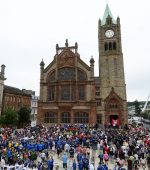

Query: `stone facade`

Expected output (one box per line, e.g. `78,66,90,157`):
37,40,97,125
37,4,128,126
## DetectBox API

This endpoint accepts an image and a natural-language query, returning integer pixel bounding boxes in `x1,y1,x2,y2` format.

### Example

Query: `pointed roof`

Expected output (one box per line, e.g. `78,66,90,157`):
101,4,116,25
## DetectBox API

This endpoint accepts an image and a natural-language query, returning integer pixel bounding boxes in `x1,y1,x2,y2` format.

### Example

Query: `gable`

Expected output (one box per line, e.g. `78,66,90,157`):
57,49,75,68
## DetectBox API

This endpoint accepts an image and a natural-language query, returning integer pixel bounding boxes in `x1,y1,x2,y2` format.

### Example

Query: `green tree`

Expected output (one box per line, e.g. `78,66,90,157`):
141,110,150,120
18,107,31,126
0,108,18,126
134,100,141,115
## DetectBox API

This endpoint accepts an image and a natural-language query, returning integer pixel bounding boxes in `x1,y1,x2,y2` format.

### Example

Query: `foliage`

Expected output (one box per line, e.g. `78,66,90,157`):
134,100,141,115
141,110,150,120
0,108,18,126
18,107,31,126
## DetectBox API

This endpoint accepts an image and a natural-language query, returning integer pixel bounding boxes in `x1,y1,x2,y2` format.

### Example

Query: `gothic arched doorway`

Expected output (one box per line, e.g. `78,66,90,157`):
110,115,119,127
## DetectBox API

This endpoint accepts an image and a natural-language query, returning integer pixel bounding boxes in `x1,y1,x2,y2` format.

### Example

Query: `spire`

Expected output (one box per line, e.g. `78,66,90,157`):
40,59,45,67
101,4,116,25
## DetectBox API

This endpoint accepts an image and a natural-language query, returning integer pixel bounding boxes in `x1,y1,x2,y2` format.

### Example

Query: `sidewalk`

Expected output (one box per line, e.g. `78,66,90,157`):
46,150,128,170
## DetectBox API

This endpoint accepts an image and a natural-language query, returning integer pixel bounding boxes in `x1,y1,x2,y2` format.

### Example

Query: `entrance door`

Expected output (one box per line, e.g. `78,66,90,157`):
110,115,119,127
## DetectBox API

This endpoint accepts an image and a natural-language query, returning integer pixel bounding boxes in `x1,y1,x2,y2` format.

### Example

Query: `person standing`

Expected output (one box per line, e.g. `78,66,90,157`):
99,151,104,164
103,151,109,166
48,156,54,170
97,163,108,170
72,159,77,170
89,163,94,170
78,160,83,170
61,152,68,169
147,154,150,169
0,157,6,169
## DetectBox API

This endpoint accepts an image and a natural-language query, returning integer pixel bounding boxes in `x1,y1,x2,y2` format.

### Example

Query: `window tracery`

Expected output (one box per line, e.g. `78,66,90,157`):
58,68,75,80
48,86,55,101
48,71,55,82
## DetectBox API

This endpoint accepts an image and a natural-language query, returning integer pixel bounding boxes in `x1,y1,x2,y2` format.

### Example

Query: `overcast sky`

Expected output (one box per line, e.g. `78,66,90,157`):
0,0,150,101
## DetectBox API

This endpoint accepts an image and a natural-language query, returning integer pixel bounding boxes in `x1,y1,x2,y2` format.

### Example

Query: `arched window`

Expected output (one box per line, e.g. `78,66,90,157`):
74,112,89,123
113,42,117,50
77,69,87,81
78,85,85,100
109,98,119,109
60,85,75,101
104,42,108,51
109,42,112,50
44,112,58,123
58,67,75,81
61,112,70,123
48,86,55,101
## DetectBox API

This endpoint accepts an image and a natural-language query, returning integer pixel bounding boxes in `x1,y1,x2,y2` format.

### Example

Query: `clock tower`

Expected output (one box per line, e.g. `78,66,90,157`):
98,4,128,125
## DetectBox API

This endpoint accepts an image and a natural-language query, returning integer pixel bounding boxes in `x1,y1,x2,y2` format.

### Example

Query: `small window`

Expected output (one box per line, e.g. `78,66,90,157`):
61,112,70,123
96,87,100,91
97,114,102,124
96,92,100,96
97,99,101,106
104,42,108,51
113,42,116,50
109,42,112,50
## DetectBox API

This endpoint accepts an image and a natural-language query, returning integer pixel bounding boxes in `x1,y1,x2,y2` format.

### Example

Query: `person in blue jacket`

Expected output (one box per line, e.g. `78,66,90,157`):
83,157,89,170
97,163,108,170
77,152,82,162
61,152,68,169
48,156,54,170
78,160,83,170
72,159,77,170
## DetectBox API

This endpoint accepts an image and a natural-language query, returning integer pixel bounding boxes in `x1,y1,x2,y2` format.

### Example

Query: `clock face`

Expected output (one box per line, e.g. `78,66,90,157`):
105,30,114,38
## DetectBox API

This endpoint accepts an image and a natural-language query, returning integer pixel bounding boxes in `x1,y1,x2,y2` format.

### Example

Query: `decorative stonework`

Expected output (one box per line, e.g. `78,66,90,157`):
58,51,75,68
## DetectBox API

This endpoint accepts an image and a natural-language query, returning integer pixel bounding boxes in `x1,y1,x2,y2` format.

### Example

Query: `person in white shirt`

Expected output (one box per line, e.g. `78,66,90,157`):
0,157,5,168
41,152,46,162
89,163,94,170
15,162,20,169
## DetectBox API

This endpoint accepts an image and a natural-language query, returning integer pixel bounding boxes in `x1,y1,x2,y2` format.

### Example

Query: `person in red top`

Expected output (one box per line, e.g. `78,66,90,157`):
104,145,109,154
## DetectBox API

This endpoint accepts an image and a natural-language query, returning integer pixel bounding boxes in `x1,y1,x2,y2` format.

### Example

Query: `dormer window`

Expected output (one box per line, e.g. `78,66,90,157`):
106,16,112,25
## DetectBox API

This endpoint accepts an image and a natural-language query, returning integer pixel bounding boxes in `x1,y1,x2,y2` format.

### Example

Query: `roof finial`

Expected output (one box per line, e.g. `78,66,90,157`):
65,39,68,47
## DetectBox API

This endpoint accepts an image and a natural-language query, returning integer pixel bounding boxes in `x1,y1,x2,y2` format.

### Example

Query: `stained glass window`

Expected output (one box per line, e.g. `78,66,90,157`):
77,69,87,81
61,86,70,100
48,86,55,101
78,85,85,100
60,85,76,101
58,68,75,80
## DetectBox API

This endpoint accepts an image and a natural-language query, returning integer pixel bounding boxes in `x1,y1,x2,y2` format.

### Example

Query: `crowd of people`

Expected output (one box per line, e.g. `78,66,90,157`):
0,123,149,170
